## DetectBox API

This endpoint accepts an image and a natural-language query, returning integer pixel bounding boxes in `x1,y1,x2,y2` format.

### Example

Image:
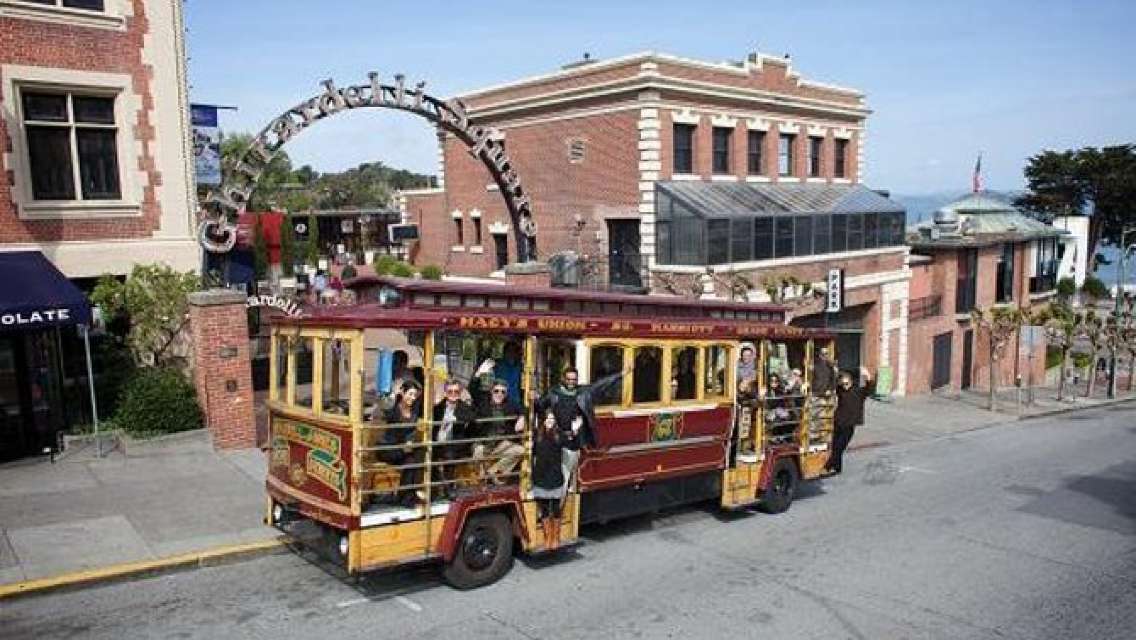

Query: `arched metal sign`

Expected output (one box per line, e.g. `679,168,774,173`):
199,73,537,262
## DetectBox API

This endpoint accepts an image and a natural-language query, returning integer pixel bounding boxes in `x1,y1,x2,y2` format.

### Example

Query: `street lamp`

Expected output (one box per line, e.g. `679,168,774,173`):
1108,226,1136,398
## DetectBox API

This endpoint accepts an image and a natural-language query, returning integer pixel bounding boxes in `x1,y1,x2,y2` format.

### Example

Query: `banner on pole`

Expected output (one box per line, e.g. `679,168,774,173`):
190,104,222,185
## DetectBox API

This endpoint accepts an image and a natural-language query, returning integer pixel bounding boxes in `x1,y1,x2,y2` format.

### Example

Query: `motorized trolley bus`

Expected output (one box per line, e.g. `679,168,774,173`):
265,276,838,588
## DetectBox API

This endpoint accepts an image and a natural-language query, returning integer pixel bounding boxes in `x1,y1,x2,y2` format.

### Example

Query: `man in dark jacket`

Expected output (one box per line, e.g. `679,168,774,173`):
537,366,626,498
826,367,872,475
431,379,477,496
473,379,526,484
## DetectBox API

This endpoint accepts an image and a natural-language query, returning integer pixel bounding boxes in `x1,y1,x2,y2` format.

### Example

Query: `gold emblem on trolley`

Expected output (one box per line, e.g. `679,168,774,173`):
649,412,683,442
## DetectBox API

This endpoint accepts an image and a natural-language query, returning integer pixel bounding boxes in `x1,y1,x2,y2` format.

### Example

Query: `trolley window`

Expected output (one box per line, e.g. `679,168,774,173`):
670,346,699,401
632,346,662,404
321,337,351,419
293,336,315,411
589,344,624,407
704,344,730,399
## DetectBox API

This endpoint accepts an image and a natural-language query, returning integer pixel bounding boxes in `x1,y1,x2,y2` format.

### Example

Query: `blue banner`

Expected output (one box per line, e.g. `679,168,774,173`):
190,103,222,185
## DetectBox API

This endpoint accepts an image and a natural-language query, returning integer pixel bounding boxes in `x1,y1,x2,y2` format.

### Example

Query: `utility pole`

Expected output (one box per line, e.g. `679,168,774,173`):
1109,226,1136,398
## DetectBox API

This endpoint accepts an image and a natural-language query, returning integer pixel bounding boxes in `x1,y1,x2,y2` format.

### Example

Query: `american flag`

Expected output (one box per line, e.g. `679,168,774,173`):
972,154,983,193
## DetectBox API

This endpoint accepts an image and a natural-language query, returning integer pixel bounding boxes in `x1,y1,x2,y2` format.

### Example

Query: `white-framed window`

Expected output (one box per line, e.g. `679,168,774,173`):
0,0,124,30
21,89,122,201
16,0,105,10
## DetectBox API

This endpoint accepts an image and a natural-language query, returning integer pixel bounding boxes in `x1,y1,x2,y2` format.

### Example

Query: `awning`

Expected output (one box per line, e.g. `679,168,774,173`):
0,251,92,331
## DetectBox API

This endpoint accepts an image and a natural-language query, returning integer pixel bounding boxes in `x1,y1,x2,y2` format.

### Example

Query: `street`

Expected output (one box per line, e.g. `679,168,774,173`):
3,404,1134,640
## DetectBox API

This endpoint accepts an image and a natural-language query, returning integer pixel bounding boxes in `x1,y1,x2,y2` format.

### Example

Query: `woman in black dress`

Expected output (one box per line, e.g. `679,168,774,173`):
531,410,566,549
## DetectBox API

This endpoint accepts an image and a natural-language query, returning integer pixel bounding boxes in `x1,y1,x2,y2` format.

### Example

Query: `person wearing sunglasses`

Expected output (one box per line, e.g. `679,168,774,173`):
430,379,476,497
472,379,526,485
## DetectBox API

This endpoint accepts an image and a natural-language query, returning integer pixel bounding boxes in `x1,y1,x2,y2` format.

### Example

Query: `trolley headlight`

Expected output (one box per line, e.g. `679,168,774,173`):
272,503,284,525
338,535,349,558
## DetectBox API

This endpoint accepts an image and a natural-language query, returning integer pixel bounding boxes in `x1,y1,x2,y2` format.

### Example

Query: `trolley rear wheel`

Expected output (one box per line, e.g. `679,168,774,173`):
758,458,799,514
442,511,514,589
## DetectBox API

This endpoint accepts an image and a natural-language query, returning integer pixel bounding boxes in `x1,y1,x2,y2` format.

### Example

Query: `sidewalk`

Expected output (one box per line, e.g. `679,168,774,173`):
858,383,1136,451
0,430,275,591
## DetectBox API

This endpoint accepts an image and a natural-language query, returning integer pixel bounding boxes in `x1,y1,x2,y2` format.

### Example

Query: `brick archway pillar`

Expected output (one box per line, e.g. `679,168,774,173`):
188,289,256,449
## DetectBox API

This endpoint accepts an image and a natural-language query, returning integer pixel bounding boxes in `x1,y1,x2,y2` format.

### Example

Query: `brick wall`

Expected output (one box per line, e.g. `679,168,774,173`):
188,290,256,450
414,109,640,271
906,241,1047,395
0,1,163,243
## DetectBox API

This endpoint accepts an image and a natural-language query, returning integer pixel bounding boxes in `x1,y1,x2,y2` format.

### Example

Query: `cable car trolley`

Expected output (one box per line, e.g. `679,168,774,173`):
265,276,838,588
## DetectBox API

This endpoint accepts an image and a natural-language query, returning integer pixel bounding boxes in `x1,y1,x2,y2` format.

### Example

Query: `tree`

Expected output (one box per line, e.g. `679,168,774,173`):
90,264,201,368
971,305,1025,411
1015,144,1136,263
1077,311,1110,398
220,133,295,211
279,214,295,276
1039,303,1078,401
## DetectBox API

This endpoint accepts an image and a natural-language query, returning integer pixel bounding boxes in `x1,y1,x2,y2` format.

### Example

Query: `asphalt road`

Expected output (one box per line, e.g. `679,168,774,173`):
4,404,1135,640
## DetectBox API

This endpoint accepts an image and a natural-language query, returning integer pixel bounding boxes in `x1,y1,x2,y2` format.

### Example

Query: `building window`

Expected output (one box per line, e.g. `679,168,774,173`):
813,214,832,254
453,218,464,245
774,217,794,257
747,131,764,175
956,249,978,313
753,217,774,260
778,134,795,177
845,213,863,251
996,242,1015,302
22,90,120,201
807,136,823,177
731,218,753,263
493,233,508,269
711,127,731,174
17,0,105,10
834,139,848,178
793,215,812,256
1031,237,1058,293
673,124,694,173
472,218,482,246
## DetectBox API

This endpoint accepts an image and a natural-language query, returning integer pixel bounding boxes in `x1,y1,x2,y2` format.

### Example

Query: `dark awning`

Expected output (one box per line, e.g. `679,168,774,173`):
0,251,91,331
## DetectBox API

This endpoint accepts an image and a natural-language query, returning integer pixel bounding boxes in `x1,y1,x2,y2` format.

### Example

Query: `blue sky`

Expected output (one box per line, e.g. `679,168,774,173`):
185,0,1136,195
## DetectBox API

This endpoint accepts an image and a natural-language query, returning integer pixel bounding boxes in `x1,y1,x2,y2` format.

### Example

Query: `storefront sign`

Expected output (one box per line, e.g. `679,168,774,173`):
1,308,72,328
190,104,222,186
199,72,537,261
247,295,303,317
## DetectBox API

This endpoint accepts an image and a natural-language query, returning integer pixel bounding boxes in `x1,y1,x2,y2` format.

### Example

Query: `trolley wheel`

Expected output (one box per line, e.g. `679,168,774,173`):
758,458,799,514
442,511,514,589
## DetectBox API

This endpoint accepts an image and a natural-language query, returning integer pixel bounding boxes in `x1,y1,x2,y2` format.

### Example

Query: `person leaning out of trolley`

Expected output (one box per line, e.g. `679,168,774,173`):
532,409,566,549
826,367,873,475
538,366,628,493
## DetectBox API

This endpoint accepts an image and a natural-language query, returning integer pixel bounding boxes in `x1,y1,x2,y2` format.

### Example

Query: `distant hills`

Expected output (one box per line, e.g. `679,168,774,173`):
893,190,1025,226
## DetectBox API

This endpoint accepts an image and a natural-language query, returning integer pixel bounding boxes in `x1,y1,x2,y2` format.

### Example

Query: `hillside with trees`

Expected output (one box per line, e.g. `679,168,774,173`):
219,132,435,212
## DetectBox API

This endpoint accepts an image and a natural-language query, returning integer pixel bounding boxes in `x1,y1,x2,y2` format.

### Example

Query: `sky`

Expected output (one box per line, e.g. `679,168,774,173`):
185,0,1136,195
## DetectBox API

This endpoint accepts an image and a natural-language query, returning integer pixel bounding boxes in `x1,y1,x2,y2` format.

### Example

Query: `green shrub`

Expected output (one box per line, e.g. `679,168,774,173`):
373,254,398,276
1071,353,1092,370
419,264,443,280
1056,277,1076,299
1081,276,1110,300
389,261,415,277
1045,346,1064,370
112,368,202,436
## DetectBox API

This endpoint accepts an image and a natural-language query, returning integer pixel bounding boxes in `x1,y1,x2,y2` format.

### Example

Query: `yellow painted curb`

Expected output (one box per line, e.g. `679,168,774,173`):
0,536,288,600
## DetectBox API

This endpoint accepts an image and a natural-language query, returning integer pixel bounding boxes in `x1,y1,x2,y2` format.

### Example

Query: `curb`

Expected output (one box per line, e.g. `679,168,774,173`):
1015,396,1136,421
0,536,289,601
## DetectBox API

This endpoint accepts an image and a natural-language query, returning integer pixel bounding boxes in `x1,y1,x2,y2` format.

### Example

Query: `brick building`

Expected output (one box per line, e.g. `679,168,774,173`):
905,194,1062,395
0,0,199,278
0,0,198,459
405,50,912,394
